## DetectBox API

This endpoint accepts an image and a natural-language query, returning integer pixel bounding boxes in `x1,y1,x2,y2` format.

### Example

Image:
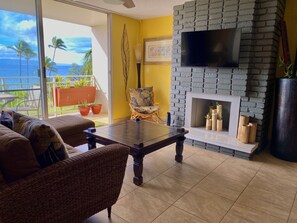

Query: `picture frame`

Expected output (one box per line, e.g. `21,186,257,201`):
144,37,172,65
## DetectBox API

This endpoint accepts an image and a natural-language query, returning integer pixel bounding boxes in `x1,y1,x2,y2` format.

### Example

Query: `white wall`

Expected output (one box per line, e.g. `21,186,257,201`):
91,24,108,113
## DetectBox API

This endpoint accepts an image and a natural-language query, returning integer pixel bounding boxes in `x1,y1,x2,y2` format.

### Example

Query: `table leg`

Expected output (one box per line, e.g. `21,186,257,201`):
175,136,186,162
86,135,96,150
133,154,144,186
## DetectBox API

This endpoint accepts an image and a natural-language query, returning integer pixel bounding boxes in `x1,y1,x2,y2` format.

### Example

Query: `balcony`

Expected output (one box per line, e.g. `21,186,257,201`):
0,75,108,126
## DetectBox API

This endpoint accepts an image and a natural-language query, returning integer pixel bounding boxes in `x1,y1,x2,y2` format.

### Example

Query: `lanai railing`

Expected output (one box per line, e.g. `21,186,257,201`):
0,75,97,118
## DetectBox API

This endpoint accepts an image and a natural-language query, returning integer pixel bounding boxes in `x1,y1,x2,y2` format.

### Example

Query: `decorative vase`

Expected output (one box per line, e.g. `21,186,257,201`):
248,123,257,144
239,125,250,144
91,104,102,115
271,78,297,161
217,119,223,131
237,115,249,139
206,119,212,130
211,109,217,131
79,106,90,116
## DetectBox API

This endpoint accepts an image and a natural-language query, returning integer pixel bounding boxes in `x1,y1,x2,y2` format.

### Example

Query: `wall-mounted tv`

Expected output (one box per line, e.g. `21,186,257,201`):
181,28,241,67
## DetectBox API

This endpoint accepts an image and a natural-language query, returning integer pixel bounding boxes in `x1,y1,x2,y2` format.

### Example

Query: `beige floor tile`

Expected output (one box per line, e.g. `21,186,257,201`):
113,190,170,223
139,174,191,204
196,148,229,162
289,195,297,223
183,153,223,175
249,171,297,198
224,156,263,172
83,212,128,223
126,155,133,166
236,186,294,221
118,182,136,199
152,206,207,223
163,163,207,186
259,160,297,185
157,144,197,160
197,172,246,201
123,153,176,185
212,161,257,185
221,204,286,223
175,188,233,223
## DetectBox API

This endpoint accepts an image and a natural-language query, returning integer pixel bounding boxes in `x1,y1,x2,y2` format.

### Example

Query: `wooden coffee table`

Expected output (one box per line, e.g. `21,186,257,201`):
84,119,188,186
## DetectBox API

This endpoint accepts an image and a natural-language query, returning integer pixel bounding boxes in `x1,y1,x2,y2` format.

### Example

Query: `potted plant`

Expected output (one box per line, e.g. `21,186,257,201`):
52,76,96,107
271,58,297,161
78,101,90,116
90,103,102,115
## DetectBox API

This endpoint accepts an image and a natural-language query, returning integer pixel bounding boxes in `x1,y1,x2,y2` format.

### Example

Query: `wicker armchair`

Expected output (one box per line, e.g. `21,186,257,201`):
129,87,161,123
0,144,129,223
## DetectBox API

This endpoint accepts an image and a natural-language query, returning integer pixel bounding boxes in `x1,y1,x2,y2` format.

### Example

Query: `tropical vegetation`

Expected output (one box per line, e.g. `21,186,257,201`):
7,40,36,87
48,36,67,75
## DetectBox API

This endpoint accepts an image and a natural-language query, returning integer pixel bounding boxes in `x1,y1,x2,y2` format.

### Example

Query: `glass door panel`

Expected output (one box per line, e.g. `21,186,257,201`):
0,0,46,118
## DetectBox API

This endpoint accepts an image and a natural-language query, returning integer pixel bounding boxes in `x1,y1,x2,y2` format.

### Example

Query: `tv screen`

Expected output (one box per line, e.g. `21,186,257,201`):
181,28,241,67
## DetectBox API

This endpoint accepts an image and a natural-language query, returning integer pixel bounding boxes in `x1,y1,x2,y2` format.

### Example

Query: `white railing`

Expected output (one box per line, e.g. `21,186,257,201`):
0,75,97,117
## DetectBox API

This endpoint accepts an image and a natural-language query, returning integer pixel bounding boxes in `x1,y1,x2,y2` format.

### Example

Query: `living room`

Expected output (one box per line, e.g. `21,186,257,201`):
1,0,297,222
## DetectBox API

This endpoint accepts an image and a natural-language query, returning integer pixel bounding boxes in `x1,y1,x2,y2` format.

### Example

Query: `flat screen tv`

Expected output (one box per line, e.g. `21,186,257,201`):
181,28,241,67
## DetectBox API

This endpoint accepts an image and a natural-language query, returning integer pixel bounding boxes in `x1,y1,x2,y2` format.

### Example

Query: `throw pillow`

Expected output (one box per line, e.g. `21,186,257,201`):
129,87,154,107
13,112,69,168
0,110,13,129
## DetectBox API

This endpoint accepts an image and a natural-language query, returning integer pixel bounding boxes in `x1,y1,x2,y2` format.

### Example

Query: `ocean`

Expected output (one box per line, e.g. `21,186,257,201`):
0,59,82,89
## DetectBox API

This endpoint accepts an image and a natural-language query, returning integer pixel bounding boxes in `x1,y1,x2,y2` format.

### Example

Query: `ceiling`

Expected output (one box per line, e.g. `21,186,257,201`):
54,0,188,19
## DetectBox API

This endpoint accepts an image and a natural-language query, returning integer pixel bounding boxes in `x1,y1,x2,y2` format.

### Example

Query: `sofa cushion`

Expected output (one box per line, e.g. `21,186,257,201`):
0,124,40,182
0,110,13,129
13,113,69,168
46,115,95,147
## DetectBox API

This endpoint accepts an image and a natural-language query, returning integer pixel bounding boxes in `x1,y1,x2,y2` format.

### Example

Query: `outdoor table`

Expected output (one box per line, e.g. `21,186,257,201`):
0,93,18,110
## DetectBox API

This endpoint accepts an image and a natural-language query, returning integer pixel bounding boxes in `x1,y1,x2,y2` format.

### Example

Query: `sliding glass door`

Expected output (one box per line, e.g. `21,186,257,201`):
0,0,47,118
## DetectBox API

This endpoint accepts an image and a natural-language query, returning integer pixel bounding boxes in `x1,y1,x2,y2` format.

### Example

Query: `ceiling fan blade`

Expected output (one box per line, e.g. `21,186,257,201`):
123,0,135,8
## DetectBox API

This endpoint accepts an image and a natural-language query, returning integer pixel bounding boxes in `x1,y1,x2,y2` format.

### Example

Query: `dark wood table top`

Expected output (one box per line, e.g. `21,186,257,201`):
84,120,188,154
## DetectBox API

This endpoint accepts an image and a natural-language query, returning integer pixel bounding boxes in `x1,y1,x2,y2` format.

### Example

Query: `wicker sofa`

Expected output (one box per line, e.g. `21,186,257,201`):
0,116,129,223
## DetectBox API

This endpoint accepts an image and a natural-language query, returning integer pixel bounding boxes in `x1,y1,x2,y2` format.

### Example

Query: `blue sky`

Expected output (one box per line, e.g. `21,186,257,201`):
0,9,92,65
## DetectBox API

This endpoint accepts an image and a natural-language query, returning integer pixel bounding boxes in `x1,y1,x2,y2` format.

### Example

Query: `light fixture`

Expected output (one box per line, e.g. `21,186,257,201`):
103,0,124,5
135,43,142,88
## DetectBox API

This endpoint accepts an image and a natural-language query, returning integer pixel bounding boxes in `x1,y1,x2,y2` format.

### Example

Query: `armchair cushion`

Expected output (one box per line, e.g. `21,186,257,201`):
13,113,68,168
133,106,160,114
129,87,154,107
0,124,40,182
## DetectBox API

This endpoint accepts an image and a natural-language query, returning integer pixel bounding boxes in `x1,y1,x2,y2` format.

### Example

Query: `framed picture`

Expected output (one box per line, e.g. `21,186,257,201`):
144,37,172,65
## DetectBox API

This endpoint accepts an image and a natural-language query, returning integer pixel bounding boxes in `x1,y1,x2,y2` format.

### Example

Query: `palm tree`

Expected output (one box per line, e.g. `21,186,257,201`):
45,56,57,73
24,47,37,86
7,40,30,88
48,36,67,75
82,49,92,75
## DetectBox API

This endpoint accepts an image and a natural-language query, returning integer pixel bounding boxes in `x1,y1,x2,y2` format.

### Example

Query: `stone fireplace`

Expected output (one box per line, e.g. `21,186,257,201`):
170,0,285,159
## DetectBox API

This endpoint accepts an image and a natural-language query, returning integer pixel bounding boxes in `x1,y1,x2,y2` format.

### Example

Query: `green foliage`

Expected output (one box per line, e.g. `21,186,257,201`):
45,56,57,73
73,78,89,88
82,49,92,75
48,36,67,51
279,57,297,78
78,100,90,108
4,91,28,108
68,63,83,76
53,75,66,88
48,36,67,75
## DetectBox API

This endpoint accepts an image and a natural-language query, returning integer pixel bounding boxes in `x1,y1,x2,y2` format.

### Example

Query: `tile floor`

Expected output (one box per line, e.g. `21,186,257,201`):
83,144,297,223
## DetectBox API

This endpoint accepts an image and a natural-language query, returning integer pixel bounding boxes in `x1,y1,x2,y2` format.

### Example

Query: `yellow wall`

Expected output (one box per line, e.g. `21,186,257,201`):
141,16,173,118
111,14,139,121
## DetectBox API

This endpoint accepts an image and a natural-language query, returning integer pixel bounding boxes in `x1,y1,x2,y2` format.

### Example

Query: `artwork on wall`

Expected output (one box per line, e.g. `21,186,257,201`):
144,37,172,65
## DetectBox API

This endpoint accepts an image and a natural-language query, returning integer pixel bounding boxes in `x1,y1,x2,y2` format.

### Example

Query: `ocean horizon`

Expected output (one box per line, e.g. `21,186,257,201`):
0,59,83,89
